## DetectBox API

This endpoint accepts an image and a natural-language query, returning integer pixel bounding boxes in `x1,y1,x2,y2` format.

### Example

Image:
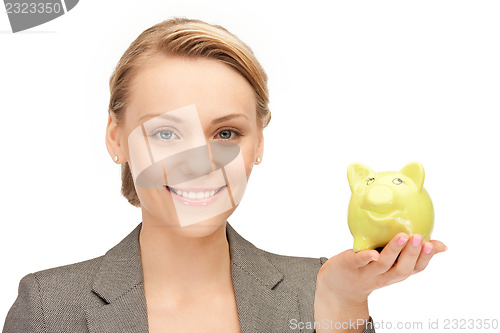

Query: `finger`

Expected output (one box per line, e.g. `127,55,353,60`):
367,233,409,274
430,240,448,253
413,241,434,273
381,234,423,283
354,249,380,268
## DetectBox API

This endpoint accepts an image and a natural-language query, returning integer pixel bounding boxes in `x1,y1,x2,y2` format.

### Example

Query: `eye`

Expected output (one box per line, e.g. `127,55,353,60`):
366,177,375,185
215,128,243,141
218,129,233,140
150,128,179,141
159,130,173,140
393,178,403,185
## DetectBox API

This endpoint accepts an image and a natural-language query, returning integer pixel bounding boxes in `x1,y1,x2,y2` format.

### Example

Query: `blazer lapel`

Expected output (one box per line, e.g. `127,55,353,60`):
226,223,302,333
84,222,302,333
84,223,149,333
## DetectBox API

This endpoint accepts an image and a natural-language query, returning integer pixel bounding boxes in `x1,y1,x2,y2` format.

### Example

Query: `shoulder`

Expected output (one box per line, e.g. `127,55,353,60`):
225,221,329,294
30,254,104,295
256,247,330,304
258,247,328,283
23,221,143,300
226,222,329,279
15,253,107,310
3,224,141,333
3,224,142,332
24,222,143,295
3,255,106,333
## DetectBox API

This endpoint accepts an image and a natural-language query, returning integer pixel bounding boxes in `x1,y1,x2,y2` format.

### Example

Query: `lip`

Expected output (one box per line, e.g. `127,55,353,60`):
363,209,407,220
165,185,226,206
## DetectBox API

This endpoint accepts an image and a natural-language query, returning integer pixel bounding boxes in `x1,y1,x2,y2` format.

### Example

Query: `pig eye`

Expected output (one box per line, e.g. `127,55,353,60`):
366,177,375,185
393,178,403,185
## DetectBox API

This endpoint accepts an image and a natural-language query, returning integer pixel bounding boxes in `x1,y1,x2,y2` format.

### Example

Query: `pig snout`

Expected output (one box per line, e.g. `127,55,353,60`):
363,186,395,212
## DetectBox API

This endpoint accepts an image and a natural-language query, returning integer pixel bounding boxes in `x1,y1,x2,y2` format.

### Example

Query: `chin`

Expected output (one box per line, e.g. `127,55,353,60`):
142,206,238,239
174,207,237,238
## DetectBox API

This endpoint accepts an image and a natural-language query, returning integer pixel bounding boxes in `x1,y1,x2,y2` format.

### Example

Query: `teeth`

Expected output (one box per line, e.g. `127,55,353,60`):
169,186,223,200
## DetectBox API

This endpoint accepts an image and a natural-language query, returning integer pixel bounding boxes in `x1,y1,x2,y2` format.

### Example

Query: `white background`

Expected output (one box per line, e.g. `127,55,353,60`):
1,1,499,331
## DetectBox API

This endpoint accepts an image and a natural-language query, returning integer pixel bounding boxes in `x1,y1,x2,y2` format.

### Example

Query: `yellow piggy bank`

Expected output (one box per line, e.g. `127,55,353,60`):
347,161,434,251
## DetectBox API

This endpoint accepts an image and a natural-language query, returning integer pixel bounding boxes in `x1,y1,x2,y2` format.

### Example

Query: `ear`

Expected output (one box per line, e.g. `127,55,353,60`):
105,115,126,163
399,161,425,190
256,130,264,162
347,162,374,192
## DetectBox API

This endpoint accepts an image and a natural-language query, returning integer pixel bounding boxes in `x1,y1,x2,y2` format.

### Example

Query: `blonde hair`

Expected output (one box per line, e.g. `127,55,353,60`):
108,17,271,207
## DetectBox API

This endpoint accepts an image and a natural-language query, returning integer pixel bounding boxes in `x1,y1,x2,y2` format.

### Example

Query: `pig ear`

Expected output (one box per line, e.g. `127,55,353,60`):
399,161,425,190
347,163,374,191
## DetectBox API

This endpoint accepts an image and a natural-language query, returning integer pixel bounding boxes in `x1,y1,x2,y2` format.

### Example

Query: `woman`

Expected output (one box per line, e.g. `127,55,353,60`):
2,17,446,333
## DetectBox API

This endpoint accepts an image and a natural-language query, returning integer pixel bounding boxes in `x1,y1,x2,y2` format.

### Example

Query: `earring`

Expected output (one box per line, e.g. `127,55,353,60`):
113,155,119,162
256,156,261,163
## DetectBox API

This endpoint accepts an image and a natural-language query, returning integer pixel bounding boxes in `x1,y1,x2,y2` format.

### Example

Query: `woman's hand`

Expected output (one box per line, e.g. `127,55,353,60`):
313,233,447,332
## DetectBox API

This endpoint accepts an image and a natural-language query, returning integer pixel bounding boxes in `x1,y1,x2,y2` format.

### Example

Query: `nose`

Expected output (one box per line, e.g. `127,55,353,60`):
135,142,241,188
178,145,213,179
366,186,394,208
171,142,240,183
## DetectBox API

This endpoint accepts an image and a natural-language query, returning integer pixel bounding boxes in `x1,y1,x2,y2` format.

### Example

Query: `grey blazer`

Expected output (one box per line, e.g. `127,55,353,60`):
2,222,375,333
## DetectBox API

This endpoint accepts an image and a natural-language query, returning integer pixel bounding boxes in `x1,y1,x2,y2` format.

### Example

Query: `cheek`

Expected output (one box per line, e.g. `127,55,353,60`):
134,187,180,225
239,143,256,178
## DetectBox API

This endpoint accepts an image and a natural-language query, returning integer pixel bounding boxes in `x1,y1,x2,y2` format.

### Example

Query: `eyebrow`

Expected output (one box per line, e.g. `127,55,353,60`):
211,113,249,125
138,112,183,124
137,112,249,125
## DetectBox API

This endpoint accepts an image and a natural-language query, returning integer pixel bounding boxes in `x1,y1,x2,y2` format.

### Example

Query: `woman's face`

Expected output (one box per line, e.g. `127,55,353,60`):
107,55,263,236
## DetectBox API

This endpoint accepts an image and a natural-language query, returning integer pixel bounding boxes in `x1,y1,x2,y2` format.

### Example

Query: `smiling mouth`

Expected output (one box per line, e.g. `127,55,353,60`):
364,209,407,220
164,185,226,200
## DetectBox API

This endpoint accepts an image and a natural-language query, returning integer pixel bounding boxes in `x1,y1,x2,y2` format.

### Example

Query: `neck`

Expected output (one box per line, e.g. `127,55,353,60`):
139,210,232,302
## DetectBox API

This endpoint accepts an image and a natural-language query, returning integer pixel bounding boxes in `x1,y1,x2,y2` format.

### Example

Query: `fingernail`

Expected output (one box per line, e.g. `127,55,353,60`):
412,235,423,248
398,236,409,246
369,257,378,262
423,243,433,254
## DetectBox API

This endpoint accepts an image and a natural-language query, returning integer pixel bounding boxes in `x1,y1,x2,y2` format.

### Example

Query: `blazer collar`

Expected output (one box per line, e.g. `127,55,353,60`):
84,222,303,333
